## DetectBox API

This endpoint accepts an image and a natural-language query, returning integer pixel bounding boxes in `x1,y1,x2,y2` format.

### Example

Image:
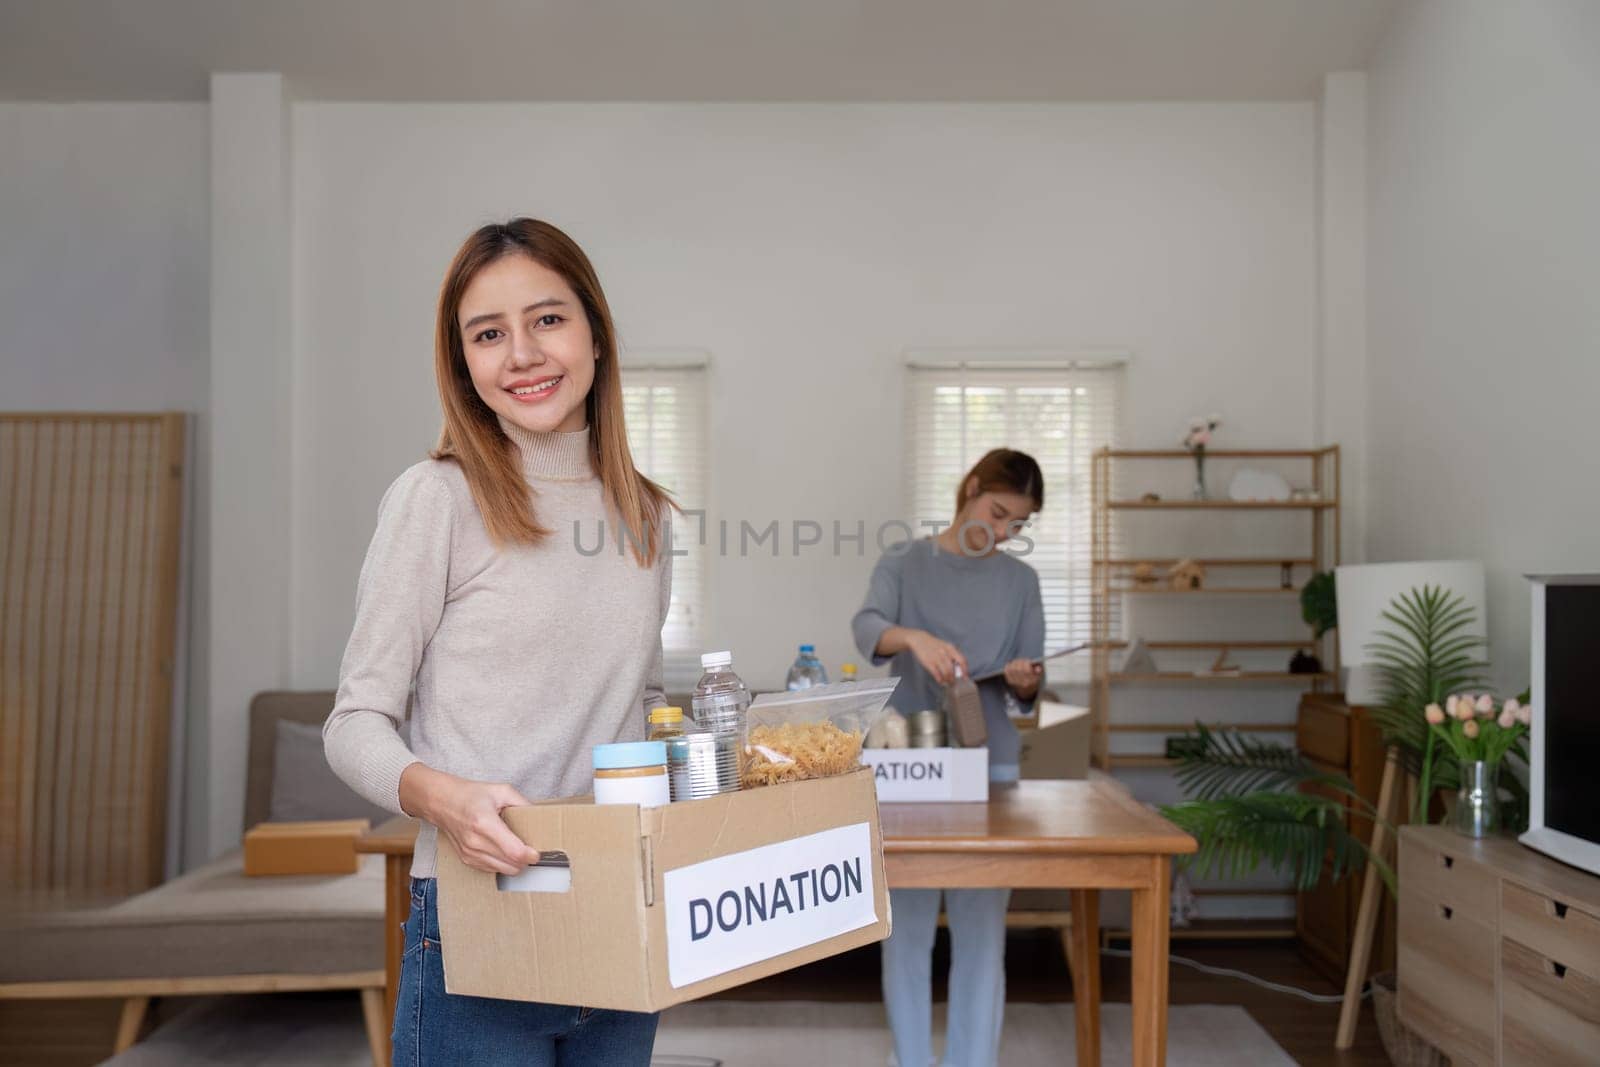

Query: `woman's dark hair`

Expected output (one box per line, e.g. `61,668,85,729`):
957,449,1044,513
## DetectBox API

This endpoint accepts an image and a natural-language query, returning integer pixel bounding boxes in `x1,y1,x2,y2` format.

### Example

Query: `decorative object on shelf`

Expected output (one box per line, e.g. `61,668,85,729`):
1300,570,1338,638
1289,487,1322,502
1288,649,1323,674
1280,561,1294,589
1423,693,1531,838
1130,561,1159,587
1140,491,1161,502
1182,414,1222,499
1119,637,1158,674
1227,467,1291,502
1170,871,1198,928
1169,557,1205,590
1206,649,1241,675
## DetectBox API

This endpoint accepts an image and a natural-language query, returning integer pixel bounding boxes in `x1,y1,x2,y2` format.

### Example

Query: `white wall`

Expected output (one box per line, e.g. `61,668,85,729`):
1366,0,1600,693
0,102,212,871
289,102,1320,693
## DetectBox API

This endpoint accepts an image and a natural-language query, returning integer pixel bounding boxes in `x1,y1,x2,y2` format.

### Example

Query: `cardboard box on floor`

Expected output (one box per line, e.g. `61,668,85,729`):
437,767,890,1012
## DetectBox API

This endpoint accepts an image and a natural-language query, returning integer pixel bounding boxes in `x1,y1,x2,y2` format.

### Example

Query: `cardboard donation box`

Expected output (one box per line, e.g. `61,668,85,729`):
862,747,989,802
436,767,890,1012
243,819,369,876
1019,701,1092,781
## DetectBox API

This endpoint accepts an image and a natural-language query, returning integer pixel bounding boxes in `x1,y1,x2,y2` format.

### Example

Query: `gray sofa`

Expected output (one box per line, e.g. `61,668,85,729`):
0,691,390,1066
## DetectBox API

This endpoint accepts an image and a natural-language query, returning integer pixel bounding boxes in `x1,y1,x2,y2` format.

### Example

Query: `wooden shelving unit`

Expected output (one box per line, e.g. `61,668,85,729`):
1089,446,1341,769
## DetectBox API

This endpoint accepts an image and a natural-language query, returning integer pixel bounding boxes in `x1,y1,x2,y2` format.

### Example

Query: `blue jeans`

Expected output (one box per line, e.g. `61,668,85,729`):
393,878,658,1066
881,887,1011,1067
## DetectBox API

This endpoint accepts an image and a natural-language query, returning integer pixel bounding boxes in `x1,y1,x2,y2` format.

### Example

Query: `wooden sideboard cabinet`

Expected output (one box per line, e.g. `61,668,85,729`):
1398,825,1600,1065
1295,693,1396,983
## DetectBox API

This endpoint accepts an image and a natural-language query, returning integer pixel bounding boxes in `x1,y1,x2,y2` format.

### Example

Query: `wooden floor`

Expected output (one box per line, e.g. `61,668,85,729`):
0,934,1389,1065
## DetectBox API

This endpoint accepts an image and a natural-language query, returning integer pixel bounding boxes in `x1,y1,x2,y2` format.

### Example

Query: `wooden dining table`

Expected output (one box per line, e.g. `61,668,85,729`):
358,776,1195,1066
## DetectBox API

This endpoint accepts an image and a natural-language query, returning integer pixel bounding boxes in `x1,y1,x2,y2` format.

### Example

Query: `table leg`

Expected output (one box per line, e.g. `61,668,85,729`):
381,854,409,1066
1130,856,1171,1066
1068,889,1101,1067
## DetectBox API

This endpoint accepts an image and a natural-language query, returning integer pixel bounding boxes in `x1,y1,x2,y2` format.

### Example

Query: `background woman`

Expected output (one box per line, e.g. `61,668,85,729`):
324,218,672,1065
851,448,1046,1067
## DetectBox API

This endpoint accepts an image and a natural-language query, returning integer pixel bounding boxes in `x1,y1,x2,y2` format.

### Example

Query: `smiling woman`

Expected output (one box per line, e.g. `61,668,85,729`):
322,218,673,1065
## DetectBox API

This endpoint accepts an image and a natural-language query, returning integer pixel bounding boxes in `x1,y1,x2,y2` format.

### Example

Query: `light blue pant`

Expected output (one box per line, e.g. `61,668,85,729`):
881,887,1011,1067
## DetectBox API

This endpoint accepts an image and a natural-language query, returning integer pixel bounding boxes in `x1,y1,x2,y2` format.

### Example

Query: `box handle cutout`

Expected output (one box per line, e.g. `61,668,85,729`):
1550,899,1569,920
1548,959,1568,980
495,850,573,894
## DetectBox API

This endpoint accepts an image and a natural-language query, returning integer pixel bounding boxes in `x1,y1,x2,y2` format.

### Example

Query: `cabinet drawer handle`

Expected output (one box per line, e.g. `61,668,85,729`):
1549,899,1569,920
1439,905,1453,920
1440,854,1454,870
1547,960,1568,980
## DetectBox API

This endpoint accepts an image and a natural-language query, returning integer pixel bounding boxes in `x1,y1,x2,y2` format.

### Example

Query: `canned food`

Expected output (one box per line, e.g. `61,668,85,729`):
667,731,743,800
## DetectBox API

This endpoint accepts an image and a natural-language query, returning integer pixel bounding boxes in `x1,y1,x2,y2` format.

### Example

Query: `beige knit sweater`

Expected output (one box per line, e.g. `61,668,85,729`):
323,421,670,877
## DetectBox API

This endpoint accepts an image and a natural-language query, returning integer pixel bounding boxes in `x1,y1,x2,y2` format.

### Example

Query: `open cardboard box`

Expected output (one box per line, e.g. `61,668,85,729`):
436,767,890,1012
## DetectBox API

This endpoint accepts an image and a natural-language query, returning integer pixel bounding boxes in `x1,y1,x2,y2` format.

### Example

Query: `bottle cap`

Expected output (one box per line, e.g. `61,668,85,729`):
593,741,668,770
799,644,815,653
649,706,684,722
842,663,857,675
701,650,732,669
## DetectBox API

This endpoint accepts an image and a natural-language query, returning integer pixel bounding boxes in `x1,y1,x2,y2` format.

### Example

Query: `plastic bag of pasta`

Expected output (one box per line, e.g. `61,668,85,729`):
741,676,900,787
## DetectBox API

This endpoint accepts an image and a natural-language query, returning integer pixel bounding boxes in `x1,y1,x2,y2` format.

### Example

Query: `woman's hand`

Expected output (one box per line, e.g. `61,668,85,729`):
1003,658,1043,700
905,630,969,686
398,763,540,876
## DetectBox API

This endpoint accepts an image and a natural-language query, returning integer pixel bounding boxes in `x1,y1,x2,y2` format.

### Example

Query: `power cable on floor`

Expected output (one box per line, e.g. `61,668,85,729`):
1099,947,1369,1004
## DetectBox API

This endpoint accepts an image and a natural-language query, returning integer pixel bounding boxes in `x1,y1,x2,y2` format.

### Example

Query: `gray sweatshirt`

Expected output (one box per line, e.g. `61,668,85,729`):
851,538,1044,777
323,421,670,877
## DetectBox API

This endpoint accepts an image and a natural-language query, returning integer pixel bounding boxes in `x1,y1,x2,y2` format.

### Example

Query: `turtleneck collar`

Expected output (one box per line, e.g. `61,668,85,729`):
496,416,596,482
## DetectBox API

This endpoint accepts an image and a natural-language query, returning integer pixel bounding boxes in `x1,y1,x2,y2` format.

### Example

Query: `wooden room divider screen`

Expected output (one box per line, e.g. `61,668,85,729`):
0,413,186,901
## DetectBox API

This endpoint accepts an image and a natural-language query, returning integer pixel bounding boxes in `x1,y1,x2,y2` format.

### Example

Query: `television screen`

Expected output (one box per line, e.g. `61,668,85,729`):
1544,584,1600,845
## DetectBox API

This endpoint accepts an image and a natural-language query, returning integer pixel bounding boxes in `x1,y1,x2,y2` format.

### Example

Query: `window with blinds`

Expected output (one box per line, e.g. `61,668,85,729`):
904,361,1122,681
622,362,708,688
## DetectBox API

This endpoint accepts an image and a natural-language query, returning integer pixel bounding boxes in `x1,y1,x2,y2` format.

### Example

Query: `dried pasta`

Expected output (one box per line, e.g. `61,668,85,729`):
741,721,864,787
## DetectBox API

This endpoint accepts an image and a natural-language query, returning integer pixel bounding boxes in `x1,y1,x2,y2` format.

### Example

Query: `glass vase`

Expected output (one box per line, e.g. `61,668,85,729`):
1453,759,1500,838
1191,449,1208,500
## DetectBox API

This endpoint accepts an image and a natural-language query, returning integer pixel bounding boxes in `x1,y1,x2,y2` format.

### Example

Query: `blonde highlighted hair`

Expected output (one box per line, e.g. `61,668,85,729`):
431,218,671,565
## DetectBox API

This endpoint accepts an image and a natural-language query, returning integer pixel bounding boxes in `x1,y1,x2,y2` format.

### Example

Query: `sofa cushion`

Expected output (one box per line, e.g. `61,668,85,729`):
267,719,392,826
3,849,384,984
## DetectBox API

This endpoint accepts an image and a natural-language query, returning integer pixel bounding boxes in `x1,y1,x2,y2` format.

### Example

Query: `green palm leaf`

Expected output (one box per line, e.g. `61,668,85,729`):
1162,793,1394,893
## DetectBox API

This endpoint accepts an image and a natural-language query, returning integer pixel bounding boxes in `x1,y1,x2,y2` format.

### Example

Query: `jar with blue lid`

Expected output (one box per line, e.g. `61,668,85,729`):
592,741,671,808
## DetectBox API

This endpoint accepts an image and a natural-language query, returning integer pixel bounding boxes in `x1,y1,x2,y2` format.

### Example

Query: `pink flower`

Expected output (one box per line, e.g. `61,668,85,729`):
1451,695,1476,721
1517,703,1533,725
1475,694,1494,716
1463,718,1480,739
1425,703,1446,725
1497,708,1517,729
1446,694,1461,718
1503,697,1520,718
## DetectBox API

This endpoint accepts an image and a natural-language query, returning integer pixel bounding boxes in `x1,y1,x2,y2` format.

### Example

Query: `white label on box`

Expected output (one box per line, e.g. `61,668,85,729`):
662,822,877,989
861,748,989,803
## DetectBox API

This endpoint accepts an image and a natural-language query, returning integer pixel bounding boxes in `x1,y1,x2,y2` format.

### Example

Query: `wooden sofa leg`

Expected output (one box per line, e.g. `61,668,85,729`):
115,996,151,1053
360,986,387,1067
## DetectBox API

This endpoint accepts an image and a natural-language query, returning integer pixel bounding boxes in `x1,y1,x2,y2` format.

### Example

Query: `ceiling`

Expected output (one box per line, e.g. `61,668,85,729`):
0,0,1401,102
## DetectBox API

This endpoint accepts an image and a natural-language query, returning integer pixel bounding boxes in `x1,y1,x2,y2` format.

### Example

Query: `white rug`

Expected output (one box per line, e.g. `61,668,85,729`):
655,1000,1297,1066
99,993,1295,1066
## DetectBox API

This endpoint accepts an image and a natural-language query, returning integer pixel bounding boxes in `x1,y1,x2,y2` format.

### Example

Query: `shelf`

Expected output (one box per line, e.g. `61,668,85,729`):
1103,557,1314,568
1110,671,1334,684
1114,641,1316,651
1114,586,1302,595
1107,499,1337,510
1106,755,1178,768
1099,448,1337,460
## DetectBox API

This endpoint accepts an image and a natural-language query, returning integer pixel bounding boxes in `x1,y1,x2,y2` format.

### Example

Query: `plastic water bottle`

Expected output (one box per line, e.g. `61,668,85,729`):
784,644,829,690
691,651,750,741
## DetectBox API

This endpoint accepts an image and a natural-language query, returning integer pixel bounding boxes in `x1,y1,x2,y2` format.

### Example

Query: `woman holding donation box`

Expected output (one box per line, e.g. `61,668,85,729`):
851,448,1046,1067
324,219,672,1065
